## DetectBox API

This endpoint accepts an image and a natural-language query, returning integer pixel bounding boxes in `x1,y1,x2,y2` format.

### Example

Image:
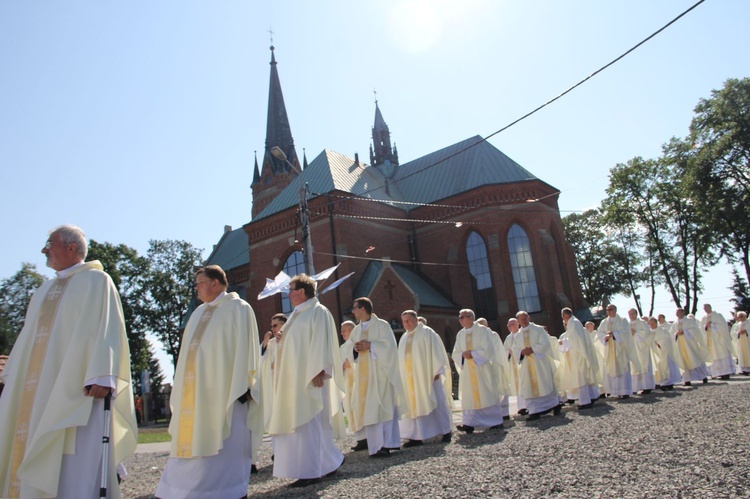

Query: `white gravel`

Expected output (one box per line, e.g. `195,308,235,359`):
121,377,750,498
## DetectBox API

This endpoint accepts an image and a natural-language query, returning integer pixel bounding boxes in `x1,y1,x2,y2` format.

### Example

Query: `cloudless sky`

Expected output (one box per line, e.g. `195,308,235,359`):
2,1,748,382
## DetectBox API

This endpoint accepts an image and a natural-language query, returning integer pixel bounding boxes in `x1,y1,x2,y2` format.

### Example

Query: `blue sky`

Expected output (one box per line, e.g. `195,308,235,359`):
2,1,748,381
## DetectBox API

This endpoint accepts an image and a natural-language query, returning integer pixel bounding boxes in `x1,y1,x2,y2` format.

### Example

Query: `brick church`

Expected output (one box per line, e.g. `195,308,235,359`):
203,46,587,348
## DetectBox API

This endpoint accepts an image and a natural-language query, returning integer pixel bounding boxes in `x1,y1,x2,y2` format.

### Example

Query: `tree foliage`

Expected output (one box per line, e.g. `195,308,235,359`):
0,263,46,355
688,77,750,285
562,209,635,308
137,240,203,368
87,240,151,388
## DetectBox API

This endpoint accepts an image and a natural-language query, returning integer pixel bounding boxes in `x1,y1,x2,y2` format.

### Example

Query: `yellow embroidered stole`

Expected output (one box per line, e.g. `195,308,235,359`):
355,327,370,429
465,331,482,407
404,331,418,415
176,306,216,457
9,277,73,498
676,321,690,367
523,329,540,397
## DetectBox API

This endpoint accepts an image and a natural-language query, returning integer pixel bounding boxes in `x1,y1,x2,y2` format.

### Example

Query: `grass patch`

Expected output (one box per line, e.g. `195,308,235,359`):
138,427,171,444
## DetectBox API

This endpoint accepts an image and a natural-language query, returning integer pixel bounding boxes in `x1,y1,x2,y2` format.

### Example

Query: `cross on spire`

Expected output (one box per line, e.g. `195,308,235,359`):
268,27,275,46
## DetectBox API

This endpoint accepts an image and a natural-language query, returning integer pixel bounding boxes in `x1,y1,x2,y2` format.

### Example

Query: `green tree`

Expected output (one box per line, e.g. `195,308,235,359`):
145,342,166,394
138,240,203,368
87,240,151,389
562,209,636,308
688,77,750,285
730,268,750,316
0,263,46,354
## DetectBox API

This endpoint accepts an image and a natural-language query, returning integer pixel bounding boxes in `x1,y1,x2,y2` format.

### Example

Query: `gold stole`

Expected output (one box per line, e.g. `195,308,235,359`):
355,327,370,429
176,306,216,457
404,331,417,415
705,323,714,356
523,329,540,397
465,331,482,407
741,335,750,366
9,277,72,498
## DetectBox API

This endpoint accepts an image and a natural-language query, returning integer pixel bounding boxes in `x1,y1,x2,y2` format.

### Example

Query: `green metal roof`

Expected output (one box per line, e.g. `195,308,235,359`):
204,227,249,270
394,135,538,205
353,261,456,309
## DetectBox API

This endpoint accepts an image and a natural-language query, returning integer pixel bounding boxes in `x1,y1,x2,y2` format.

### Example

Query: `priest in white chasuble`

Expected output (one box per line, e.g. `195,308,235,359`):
259,313,285,432
557,308,599,409
476,317,512,419
648,317,682,390
348,297,404,457
700,304,736,379
510,311,561,421
398,310,453,447
267,274,345,488
731,312,750,375
670,308,710,386
156,265,262,499
504,318,528,416
595,304,641,398
339,320,357,431
0,225,137,499
451,309,505,432
627,308,656,394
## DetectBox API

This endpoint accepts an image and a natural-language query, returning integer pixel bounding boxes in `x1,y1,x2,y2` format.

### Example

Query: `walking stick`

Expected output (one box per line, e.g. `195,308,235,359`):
99,390,113,499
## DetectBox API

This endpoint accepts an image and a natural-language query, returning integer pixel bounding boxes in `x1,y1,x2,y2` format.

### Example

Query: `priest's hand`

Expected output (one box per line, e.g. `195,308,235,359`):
604,332,613,343
434,374,440,381
676,330,684,336
521,347,534,356
343,359,351,371
312,370,326,388
84,384,112,399
354,340,371,352
262,331,273,347
740,329,747,336
462,350,473,359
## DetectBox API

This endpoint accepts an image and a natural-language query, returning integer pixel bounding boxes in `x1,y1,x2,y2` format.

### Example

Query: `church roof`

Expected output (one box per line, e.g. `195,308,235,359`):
253,149,402,221
394,135,538,205
353,261,456,309
204,227,249,271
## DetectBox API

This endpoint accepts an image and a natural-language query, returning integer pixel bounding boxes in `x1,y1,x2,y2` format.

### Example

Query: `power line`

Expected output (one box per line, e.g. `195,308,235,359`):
350,0,706,199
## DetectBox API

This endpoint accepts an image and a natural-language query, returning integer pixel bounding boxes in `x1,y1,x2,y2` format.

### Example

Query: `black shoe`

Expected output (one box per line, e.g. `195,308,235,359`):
370,448,391,458
684,381,692,386
566,399,576,405
489,424,503,430
619,395,630,400
290,478,320,488
599,393,607,399
324,457,344,477
526,413,541,421
666,385,674,391
518,409,529,416
641,389,652,395
578,403,594,410
351,439,368,451
702,378,708,384
456,424,475,434
250,464,258,475
553,404,563,415
503,415,510,421
403,439,423,448
742,372,750,376
720,375,730,380
441,432,452,442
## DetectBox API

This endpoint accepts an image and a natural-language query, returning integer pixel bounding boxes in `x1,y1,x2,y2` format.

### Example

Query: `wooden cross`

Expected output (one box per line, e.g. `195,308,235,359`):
384,279,395,300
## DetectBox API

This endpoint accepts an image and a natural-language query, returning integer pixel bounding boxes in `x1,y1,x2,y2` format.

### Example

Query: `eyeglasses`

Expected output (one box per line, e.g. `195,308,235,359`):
458,315,471,319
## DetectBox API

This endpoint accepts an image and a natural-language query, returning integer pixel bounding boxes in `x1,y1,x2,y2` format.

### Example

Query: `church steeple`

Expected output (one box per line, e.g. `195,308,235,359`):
369,98,398,177
252,45,302,218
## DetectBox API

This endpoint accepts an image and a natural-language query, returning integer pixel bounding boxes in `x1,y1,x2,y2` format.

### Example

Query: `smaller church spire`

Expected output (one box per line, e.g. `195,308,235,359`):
252,151,260,185
303,148,308,170
370,98,399,176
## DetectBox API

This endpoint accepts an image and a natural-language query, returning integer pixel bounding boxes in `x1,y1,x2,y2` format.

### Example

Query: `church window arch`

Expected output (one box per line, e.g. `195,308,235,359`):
507,224,541,313
466,231,497,320
280,250,304,314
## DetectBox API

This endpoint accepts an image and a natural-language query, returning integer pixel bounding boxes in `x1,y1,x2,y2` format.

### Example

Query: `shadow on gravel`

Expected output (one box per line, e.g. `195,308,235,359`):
454,428,508,449
523,413,571,430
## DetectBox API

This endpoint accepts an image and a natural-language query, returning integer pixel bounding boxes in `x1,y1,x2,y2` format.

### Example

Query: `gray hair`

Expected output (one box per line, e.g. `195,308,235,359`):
459,309,475,319
52,225,88,259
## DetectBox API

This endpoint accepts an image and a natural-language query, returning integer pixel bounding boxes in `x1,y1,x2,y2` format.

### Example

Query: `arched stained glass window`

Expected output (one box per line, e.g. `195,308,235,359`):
466,231,496,320
280,251,304,314
507,224,541,313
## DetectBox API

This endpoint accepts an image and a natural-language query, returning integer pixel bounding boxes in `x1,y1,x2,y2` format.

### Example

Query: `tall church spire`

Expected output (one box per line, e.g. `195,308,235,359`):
252,45,302,218
370,97,398,177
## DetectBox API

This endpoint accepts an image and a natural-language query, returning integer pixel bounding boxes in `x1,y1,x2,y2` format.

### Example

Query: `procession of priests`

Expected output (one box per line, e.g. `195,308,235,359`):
3,225,749,496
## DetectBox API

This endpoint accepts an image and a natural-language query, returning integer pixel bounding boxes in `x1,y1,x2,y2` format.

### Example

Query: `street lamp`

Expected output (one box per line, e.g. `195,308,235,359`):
270,146,315,275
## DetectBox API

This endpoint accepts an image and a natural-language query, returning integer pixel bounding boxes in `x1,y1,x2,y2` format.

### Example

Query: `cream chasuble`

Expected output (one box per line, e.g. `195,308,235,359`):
596,315,641,377
259,338,279,430
0,261,136,499
509,323,556,400
451,323,500,411
670,318,709,371
504,333,522,396
731,321,750,371
700,311,736,362
339,339,356,426
167,292,262,459
558,317,599,392
348,314,404,432
267,297,345,438
398,324,452,419
629,318,654,376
